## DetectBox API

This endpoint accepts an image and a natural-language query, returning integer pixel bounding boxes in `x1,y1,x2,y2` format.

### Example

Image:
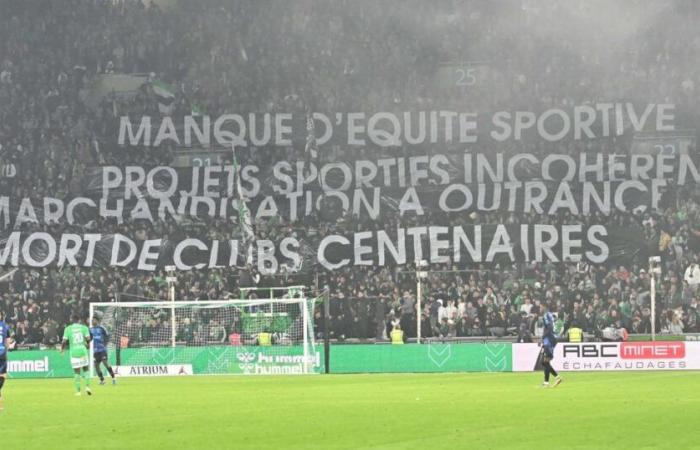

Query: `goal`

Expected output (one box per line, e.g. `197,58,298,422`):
89,296,319,376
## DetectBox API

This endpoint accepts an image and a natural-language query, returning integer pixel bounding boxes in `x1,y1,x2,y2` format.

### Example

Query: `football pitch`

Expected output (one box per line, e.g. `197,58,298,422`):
2,372,699,449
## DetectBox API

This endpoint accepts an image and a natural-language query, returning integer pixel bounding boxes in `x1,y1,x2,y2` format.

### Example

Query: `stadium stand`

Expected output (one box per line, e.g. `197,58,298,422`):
1,0,700,348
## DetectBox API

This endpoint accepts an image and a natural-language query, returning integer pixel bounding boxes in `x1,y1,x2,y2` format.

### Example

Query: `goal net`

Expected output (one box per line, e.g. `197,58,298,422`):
89,296,319,376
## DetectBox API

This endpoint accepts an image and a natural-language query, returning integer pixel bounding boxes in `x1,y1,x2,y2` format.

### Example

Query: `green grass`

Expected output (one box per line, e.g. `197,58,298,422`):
2,372,700,449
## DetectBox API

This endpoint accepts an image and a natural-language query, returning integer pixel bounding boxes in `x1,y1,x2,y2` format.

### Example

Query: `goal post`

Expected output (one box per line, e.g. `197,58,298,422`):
88,296,320,376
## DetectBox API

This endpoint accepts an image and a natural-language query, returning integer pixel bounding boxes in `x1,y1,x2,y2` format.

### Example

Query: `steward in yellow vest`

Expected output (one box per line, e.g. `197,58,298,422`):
390,326,404,345
567,326,583,343
258,332,273,346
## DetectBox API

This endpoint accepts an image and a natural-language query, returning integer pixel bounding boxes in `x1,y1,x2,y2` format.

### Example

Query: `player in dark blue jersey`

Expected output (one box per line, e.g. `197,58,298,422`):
541,305,562,388
0,310,16,410
90,318,116,385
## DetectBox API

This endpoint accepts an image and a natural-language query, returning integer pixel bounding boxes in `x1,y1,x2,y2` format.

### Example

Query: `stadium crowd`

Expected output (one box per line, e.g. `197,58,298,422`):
1,0,700,347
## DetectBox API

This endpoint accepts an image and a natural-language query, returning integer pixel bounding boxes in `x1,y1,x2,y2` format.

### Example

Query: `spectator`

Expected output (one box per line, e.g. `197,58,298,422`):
684,263,700,288
517,323,533,343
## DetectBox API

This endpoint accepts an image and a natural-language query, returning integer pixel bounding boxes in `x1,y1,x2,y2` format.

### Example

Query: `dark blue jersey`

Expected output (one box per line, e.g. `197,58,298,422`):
90,326,109,353
542,312,557,351
0,320,11,356
543,312,555,337
543,334,557,350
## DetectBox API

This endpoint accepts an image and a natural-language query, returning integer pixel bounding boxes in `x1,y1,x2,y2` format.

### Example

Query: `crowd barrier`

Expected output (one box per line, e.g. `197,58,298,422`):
330,343,510,373
6,341,699,378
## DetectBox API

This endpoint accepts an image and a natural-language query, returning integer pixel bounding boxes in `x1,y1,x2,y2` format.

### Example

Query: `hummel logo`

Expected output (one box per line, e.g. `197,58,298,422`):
236,352,255,363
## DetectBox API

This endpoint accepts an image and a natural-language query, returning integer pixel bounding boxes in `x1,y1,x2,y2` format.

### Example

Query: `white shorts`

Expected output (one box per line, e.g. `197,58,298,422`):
71,356,89,369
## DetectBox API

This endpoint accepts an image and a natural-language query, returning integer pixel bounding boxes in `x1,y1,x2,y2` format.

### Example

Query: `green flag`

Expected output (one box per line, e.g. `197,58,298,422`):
152,79,176,115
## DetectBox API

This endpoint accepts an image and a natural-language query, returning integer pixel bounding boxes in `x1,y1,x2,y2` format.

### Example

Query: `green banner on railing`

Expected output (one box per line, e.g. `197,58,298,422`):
6,343,511,378
6,350,75,378
119,346,324,375
330,343,511,373
118,343,511,375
